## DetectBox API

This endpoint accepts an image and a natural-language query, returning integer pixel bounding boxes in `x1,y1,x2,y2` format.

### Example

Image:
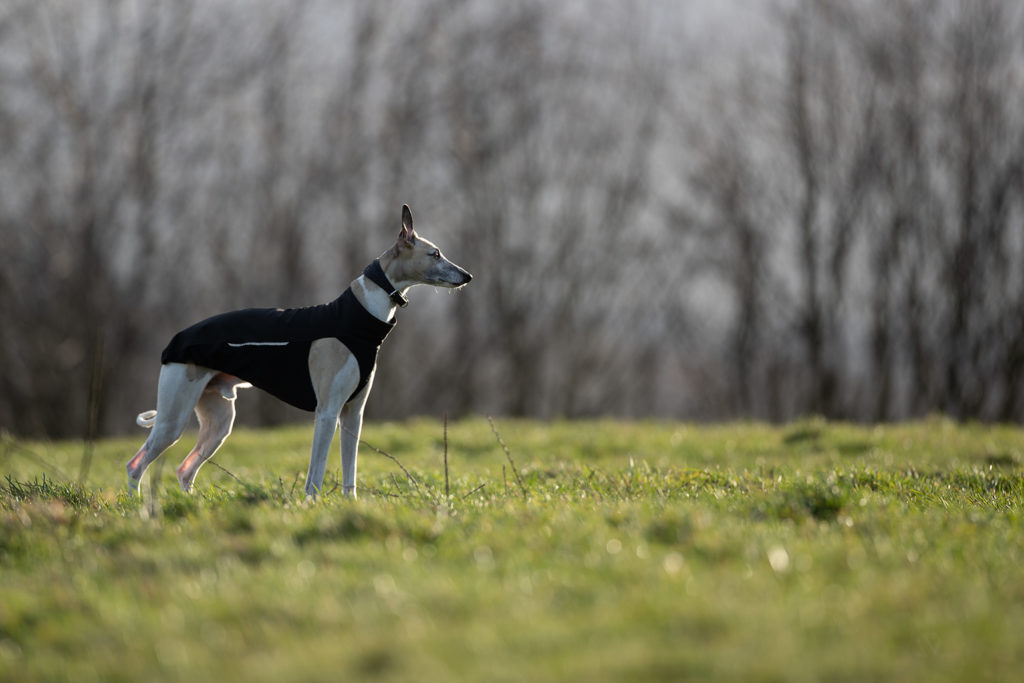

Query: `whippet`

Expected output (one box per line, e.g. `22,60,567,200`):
126,205,471,499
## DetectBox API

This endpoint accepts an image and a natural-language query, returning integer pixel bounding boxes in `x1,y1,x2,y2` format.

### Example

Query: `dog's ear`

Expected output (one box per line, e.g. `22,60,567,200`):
398,204,416,245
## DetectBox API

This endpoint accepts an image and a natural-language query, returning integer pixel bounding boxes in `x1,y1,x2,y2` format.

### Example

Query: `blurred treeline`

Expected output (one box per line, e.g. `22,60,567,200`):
0,0,1021,438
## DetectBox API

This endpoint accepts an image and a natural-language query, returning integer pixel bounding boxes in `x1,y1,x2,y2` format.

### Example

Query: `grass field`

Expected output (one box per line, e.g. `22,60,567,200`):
2,417,1023,682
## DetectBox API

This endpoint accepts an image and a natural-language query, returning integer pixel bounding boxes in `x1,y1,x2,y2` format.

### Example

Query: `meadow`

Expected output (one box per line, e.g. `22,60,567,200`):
2,417,1023,682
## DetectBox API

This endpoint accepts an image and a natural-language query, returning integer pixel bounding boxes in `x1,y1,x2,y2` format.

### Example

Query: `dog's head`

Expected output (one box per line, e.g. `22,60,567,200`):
386,205,472,289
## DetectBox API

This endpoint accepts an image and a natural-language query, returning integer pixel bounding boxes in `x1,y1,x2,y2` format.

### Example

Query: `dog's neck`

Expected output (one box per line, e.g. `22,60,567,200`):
363,259,409,309
350,261,412,323
350,277,398,323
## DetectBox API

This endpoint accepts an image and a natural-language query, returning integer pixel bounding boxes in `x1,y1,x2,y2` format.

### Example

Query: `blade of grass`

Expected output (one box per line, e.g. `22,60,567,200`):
489,416,527,498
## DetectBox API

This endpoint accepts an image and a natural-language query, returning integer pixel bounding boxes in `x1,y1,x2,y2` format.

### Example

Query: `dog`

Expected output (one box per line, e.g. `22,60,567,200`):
126,204,471,499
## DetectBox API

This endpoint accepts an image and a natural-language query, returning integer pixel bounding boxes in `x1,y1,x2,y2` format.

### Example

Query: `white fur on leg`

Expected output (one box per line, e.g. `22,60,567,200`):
127,363,217,495
338,381,371,501
306,348,361,499
305,412,339,498
176,388,237,493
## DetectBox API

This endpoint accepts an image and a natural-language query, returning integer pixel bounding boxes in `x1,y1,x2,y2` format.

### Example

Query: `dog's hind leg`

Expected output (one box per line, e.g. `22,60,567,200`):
176,384,237,493
128,363,216,495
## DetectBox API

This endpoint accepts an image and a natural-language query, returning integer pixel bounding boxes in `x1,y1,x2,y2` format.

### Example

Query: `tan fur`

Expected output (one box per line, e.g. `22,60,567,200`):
308,338,358,401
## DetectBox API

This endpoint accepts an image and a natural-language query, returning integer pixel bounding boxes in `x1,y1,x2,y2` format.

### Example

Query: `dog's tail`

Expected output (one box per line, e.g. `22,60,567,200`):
136,410,158,429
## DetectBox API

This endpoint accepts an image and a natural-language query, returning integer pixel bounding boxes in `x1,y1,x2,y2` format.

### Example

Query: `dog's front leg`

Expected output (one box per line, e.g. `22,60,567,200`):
338,370,374,499
305,408,340,498
339,404,363,499
306,342,361,498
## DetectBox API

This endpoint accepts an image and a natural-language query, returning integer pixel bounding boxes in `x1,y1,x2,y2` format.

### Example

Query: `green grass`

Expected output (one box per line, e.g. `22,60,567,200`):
2,417,1024,682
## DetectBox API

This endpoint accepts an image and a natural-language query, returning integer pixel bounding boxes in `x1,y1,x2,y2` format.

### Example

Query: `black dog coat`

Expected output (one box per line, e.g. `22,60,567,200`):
161,288,396,411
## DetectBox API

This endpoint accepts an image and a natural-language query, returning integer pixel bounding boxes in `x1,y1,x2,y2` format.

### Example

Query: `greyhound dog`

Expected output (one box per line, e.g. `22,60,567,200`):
126,205,471,499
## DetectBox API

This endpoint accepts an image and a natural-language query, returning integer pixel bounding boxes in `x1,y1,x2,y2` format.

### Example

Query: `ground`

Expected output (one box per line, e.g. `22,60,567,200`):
2,417,1023,681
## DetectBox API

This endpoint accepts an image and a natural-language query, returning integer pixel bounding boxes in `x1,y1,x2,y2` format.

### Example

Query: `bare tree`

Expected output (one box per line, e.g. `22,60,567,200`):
2,0,1022,436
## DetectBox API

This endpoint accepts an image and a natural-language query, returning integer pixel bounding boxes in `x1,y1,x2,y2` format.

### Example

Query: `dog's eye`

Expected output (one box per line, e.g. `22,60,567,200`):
432,250,441,260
